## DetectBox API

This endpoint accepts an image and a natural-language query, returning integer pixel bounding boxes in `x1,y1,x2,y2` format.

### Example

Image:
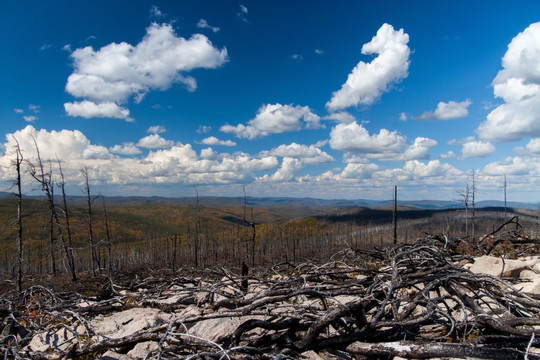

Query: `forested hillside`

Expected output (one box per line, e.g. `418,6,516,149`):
0,194,538,277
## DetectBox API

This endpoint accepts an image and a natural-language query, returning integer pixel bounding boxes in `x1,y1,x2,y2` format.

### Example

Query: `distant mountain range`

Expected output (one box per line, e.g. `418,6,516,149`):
1,191,537,210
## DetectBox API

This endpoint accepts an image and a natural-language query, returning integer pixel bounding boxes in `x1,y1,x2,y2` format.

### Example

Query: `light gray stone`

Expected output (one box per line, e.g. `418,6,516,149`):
26,324,84,353
92,307,174,339
301,350,325,360
127,341,159,359
99,350,132,360
467,256,531,277
188,315,263,343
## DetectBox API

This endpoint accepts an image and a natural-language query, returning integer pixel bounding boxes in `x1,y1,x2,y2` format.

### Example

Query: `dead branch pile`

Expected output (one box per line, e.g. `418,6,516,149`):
2,231,540,359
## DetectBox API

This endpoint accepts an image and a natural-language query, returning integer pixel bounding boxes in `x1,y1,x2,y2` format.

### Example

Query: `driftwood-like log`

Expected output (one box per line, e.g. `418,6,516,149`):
346,339,540,360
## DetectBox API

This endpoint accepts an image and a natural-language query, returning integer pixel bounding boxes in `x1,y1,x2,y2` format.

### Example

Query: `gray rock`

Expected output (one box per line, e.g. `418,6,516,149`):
188,315,263,343
99,350,133,360
127,340,159,359
92,307,175,339
467,256,532,277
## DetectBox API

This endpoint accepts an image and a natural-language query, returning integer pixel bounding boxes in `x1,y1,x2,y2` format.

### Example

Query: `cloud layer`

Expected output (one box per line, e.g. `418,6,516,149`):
220,103,320,139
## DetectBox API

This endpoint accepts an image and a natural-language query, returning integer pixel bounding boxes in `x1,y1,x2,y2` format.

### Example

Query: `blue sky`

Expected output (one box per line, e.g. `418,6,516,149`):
1,1,540,202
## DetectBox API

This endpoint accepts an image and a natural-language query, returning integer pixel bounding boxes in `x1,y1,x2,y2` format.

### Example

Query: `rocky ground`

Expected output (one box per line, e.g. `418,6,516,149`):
2,225,540,359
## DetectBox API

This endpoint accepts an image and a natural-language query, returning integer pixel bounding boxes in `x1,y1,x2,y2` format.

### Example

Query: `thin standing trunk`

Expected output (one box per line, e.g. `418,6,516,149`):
472,170,476,242
102,196,112,273
393,186,397,246
49,185,56,275
57,158,77,281
194,187,200,268
504,174,507,221
82,167,99,275
13,139,24,292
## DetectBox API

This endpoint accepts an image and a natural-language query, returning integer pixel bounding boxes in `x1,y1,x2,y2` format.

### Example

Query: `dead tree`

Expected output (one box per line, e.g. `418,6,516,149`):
243,186,257,267
503,173,507,221
101,196,112,273
56,158,77,281
28,139,60,276
82,166,100,275
471,169,477,242
12,138,24,291
392,185,397,246
194,187,200,268
457,183,470,238
28,143,76,281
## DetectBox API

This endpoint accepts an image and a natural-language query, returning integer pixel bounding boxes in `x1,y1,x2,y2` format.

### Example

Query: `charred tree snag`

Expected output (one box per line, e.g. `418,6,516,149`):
101,196,112,273
57,158,77,281
29,139,73,279
12,138,24,292
82,166,100,275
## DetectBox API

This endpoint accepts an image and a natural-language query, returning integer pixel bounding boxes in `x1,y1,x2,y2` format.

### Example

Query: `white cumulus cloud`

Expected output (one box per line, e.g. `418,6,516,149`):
1,125,111,170
477,22,540,141
326,23,410,111
147,125,166,134
461,140,496,158
482,156,533,175
65,23,228,121
258,157,302,182
64,101,132,121
200,136,236,146
109,142,142,155
260,143,334,164
323,111,356,124
416,99,472,121
220,103,320,139
136,134,175,149
329,121,406,153
526,138,540,154
402,137,438,160
340,162,379,179
330,122,437,161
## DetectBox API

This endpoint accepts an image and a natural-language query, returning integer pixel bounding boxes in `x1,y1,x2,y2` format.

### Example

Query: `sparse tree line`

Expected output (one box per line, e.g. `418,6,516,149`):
4,140,540,291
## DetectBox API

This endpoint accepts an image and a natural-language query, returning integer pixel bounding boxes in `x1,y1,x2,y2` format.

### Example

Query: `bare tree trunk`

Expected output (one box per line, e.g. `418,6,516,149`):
49,189,56,275
101,196,112,273
251,208,256,267
194,187,200,268
504,173,507,221
82,167,99,276
171,234,177,273
464,184,469,238
472,169,476,242
393,185,397,246
13,139,24,292
57,159,77,281
243,186,257,267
